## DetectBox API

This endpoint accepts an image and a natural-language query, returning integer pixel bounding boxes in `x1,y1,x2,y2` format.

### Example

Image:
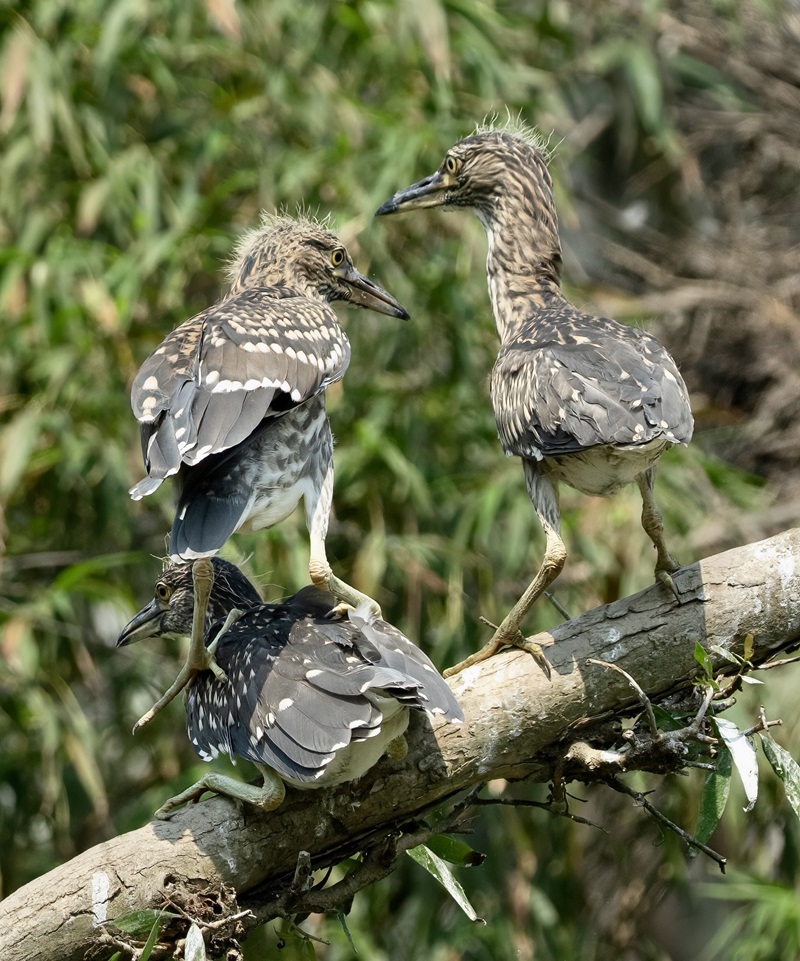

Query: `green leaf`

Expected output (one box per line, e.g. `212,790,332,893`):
651,705,685,732
140,912,169,961
279,933,317,960
715,718,758,812
425,834,486,867
336,910,357,954
625,43,665,133
708,644,742,667
114,909,176,938
761,734,800,821
693,642,714,679
183,923,206,961
693,742,733,851
406,844,484,922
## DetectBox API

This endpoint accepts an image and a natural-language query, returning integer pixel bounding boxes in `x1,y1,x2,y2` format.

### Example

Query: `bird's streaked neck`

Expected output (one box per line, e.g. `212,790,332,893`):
476,191,563,341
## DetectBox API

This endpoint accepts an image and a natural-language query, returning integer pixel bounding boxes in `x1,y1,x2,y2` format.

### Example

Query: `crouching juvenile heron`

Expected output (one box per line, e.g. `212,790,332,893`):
376,120,693,676
117,558,463,818
128,213,408,695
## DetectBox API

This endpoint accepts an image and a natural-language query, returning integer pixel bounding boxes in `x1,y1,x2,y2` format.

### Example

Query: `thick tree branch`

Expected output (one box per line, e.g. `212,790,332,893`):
3,529,800,961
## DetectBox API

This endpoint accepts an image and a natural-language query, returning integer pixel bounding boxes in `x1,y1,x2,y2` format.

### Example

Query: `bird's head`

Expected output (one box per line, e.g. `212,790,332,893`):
226,213,409,319
116,558,262,646
375,120,553,228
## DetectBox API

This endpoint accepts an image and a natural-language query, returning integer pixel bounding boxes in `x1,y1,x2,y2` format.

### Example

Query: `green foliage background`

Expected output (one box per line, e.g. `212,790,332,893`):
2,0,799,958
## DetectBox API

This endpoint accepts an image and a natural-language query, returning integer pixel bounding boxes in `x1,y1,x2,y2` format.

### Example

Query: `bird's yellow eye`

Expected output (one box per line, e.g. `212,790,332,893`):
155,582,171,602
331,248,346,268
445,155,459,175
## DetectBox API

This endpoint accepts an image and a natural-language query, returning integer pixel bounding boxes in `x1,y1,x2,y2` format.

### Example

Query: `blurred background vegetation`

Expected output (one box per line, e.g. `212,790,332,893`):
1,0,800,957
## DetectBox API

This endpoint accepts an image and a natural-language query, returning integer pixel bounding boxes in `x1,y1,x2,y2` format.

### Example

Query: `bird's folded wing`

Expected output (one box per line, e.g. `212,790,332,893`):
131,288,351,479
492,328,693,460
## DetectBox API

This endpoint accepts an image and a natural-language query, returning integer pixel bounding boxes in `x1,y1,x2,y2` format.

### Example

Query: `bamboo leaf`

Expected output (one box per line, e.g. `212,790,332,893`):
406,844,484,922
336,910,357,954
425,834,486,867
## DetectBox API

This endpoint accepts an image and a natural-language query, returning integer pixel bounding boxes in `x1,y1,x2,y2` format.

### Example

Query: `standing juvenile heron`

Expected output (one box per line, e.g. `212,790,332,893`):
129,214,408,688
376,121,693,676
117,558,463,818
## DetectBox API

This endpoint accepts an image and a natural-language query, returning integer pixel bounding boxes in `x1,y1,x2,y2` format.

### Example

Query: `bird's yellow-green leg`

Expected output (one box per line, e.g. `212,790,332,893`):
133,559,236,734
637,469,681,600
307,461,382,618
445,465,564,678
154,764,286,820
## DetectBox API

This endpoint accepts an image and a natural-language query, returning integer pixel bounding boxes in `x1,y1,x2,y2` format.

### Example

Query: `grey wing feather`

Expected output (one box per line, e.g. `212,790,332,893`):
346,615,464,721
190,631,330,781
131,289,350,484
185,594,462,785
492,318,693,460
259,721,337,774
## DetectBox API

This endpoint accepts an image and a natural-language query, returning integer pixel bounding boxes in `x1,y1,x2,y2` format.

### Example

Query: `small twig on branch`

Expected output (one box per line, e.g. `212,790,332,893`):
606,777,727,873
199,910,253,933
544,590,572,620
587,658,659,736
741,705,782,738
758,654,800,671
93,928,148,960
687,686,717,743
246,789,491,929
247,798,476,928
470,795,607,832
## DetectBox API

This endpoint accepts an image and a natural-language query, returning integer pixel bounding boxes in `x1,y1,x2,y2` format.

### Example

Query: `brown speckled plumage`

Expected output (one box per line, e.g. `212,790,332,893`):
128,214,407,613
377,120,693,673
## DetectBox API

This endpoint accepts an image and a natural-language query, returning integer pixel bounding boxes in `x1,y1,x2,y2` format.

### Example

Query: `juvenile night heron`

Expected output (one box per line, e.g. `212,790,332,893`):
117,558,463,818
129,213,408,687
376,120,693,676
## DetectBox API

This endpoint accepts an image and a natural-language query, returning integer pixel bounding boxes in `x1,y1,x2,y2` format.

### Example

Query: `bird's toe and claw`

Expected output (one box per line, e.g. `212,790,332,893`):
154,767,286,821
324,602,356,621
444,618,552,679
310,565,382,620
655,554,682,602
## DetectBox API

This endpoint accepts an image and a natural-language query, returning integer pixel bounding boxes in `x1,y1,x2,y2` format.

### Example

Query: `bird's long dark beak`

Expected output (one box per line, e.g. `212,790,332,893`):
116,599,163,647
375,171,448,216
343,266,410,319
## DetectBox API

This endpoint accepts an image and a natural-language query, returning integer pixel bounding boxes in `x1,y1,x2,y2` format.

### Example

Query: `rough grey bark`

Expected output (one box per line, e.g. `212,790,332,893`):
3,529,800,961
